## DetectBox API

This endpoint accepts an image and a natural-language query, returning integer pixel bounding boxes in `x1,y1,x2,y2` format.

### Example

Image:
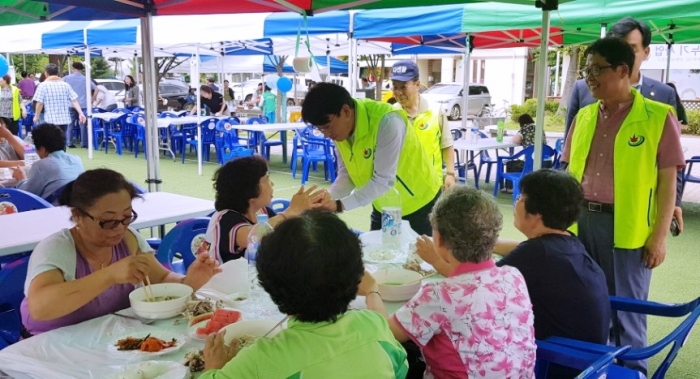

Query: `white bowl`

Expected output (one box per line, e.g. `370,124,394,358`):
374,269,423,301
129,283,193,320
222,319,283,346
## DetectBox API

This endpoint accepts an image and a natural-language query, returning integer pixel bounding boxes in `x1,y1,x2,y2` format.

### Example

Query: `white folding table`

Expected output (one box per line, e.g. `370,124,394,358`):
0,192,214,257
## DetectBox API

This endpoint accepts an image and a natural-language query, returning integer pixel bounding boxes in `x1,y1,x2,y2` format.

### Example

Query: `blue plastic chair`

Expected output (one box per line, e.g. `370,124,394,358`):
681,156,700,197
132,118,147,159
155,217,211,275
493,145,555,202
215,119,250,164
552,138,565,169
0,257,29,349
222,147,255,163
475,131,498,188
270,198,290,213
43,182,69,205
298,134,336,184
290,126,314,178
185,118,218,163
535,341,635,379
246,118,283,160
103,113,131,155
0,188,52,213
546,296,700,379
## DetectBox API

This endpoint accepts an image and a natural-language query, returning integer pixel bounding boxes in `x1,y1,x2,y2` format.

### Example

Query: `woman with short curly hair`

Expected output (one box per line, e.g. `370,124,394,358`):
201,210,409,378
202,155,323,263
364,186,536,378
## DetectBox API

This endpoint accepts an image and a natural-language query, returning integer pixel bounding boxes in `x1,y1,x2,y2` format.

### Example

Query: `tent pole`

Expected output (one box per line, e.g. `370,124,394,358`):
195,44,202,176
534,10,551,171
460,34,471,133
140,13,162,192
554,49,560,96
84,30,93,160
665,42,672,82
22,54,25,71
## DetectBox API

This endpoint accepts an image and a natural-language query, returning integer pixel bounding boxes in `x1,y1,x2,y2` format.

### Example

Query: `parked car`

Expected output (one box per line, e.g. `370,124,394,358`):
421,82,491,120
95,78,126,100
136,79,190,111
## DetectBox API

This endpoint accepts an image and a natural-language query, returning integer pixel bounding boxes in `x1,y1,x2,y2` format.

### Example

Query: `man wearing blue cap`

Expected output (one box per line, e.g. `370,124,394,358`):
391,61,455,188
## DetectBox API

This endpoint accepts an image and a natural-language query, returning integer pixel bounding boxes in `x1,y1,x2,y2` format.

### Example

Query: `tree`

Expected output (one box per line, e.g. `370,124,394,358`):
90,57,113,78
108,57,124,78
155,57,186,82
10,54,48,76
268,55,288,122
557,46,586,116
360,54,387,100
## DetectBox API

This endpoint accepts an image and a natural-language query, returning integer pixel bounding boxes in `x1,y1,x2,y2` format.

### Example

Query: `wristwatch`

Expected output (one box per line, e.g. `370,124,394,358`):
335,199,344,213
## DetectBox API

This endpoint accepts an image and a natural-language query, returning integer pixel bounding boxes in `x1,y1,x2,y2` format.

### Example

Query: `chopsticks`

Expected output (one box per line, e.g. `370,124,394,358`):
262,315,289,338
143,275,155,302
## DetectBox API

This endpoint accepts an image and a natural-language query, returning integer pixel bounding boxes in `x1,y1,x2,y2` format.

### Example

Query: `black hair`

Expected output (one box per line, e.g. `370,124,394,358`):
20,71,28,78
124,75,136,90
199,85,213,94
518,114,535,126
256,210,364,323
264,85,271,91
608,17,652,48
72,62,85,71
212,155,268,213
387,97,397,105
518,169,583,231
44,64,59,76
59,169,140,209
301,82,355,126
32,124,66,153
584,37,635,78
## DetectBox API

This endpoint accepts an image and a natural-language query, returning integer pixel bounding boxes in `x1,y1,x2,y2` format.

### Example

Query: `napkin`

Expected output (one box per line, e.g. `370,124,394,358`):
199,259,248,295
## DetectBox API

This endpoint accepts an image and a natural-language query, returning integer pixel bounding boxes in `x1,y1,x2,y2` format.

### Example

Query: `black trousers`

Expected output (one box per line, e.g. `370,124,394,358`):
370,191,440,236
4,118,18,136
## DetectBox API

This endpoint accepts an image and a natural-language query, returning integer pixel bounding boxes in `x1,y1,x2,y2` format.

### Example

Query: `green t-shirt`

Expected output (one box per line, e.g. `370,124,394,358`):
263,91,277,113
200,310,408,379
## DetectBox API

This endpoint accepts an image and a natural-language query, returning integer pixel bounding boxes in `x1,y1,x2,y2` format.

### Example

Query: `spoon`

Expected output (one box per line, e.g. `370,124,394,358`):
112,312,157,325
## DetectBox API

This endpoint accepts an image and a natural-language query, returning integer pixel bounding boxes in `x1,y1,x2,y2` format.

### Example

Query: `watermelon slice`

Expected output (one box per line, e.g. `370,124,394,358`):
189,312,214,327
195,309,242,337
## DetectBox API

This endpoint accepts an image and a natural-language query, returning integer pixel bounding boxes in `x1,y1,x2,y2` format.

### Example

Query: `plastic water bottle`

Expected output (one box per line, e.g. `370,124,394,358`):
381,181,402,247
470,126,479,144
497,120,505,143
23,144,40,169
245,214,274,302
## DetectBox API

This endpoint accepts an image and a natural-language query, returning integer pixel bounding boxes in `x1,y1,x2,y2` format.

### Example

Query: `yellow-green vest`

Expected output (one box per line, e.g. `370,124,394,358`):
569,88,670,249
336,98,441,215
2,86,22,121
407,106,443,183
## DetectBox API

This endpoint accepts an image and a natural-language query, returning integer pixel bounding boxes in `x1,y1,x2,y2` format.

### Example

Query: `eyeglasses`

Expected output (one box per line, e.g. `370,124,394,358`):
580,65,613,78
315,116,337,132
80,209,138,229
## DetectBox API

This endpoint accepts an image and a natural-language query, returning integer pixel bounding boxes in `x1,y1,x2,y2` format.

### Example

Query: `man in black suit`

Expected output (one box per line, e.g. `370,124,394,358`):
565,17,684,234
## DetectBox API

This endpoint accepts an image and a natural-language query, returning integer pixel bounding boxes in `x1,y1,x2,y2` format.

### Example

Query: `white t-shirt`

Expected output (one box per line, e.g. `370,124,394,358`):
24,227,154,295
93,85,117,109
0,136,24,161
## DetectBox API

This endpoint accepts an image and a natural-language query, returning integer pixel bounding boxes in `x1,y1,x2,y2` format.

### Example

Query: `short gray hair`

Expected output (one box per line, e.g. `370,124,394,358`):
429,186,502,263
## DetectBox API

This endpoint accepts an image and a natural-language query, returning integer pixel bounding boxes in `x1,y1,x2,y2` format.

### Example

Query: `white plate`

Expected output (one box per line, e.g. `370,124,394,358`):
187,308,244,341
222,319,284,346
113,360,188,379
108,330,188,357
362,244,406,264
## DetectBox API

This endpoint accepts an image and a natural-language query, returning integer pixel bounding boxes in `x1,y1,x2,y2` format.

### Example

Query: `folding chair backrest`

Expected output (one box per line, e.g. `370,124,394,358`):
155,217,210,274
270,198,290,213
0,188,52,215
0,256,29,347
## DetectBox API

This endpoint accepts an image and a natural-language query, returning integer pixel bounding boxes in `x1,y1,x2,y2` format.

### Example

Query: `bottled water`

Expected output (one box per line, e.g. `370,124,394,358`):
470,127,479,144
246,214,274,302
23,144,40,170
497,120,505,143
381,181,402,247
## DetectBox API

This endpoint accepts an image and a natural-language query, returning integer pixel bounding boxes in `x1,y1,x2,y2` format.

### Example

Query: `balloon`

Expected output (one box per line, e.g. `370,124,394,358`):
265,74,279,90
277,76,292,93
0,56,8,77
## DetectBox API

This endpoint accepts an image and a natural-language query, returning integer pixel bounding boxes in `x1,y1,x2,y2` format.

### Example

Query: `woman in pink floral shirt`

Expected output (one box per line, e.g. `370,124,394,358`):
362,186,536,378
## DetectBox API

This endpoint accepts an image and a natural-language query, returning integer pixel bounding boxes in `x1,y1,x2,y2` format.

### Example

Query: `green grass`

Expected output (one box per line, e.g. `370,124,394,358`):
71,146,700,377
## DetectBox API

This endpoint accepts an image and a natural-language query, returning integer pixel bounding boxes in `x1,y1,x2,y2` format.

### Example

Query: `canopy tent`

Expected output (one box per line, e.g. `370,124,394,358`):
13,0,564,190
172,54,348,74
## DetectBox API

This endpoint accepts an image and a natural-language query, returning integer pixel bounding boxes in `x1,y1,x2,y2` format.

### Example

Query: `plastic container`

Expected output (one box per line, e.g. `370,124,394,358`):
246,214,273,265
380,181,402,247
23,144,40,168
496,120,505,143
470,127,479,144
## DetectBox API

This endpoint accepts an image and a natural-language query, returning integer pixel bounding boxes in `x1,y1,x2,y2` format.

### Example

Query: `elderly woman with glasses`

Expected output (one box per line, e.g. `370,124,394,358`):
363,186,536,378
20,169,220,335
